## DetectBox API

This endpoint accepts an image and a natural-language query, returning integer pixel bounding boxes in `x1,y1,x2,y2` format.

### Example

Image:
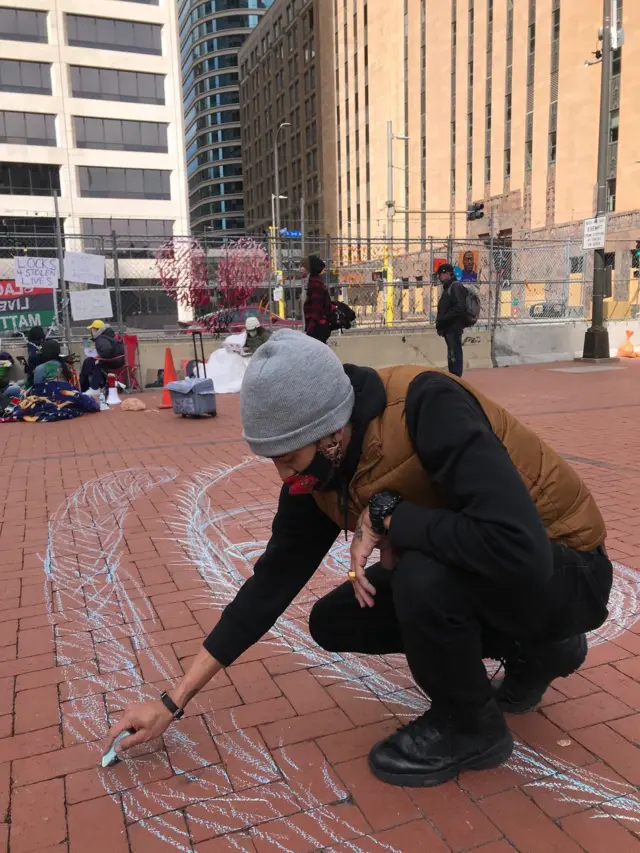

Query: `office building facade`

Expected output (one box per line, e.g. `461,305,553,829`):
180,0,274,235
238,0,335,238
331,0,637,245
243,0,636,249
0,0,189,245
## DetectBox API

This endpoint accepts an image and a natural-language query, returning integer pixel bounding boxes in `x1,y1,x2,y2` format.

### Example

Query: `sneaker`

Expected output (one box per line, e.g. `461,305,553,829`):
368,698,513,787
493,633,588,714
85,388,101,399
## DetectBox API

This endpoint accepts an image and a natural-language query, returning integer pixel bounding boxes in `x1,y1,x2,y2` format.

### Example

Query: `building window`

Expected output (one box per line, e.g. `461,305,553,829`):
570,256,585,274
66,15,162,55
0,162,60,196
607,178,616,212
612,48,622,76
189,145,242,172
505,147,511,178
81,218,172,240
70,66,164,105
0,60,51,95
74,117,168,153
525,139,533,171
548,130,557,164
0,7,47,42
609,109,619,144
0,111,56,146
78,167,171,200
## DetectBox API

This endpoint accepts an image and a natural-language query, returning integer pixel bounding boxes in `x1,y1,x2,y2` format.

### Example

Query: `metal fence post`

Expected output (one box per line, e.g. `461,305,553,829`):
428,236,434,324
53,190,72,351
111,231,123,331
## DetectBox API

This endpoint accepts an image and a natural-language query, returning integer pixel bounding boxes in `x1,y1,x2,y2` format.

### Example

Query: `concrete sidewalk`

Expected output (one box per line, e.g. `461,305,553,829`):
1,360,640,853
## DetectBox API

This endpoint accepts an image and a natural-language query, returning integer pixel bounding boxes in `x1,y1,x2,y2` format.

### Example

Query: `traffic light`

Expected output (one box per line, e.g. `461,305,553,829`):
467,202,485,221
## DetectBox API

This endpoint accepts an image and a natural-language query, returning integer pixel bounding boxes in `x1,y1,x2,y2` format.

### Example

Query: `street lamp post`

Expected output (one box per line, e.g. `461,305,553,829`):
274,122,291,239
583,0,614,360
385,121,408,325
271,194,287,230
270,193,287,317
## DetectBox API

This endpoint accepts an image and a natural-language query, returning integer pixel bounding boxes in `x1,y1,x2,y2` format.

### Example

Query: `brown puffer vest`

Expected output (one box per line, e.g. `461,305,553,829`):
313,365,606,551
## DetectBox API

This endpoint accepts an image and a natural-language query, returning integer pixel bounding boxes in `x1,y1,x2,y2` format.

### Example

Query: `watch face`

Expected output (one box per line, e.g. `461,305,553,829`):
370,492,401,534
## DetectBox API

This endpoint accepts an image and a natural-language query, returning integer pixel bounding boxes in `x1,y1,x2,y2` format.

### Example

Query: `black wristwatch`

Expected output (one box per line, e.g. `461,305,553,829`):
160,691,185,720
368,491,403,536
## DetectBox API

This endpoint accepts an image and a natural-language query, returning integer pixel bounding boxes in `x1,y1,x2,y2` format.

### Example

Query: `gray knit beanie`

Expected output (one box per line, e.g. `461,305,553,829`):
241,329,355,457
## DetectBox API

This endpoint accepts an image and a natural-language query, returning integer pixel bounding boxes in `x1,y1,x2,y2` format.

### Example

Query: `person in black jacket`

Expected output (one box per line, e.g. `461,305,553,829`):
79,320,125,395
435,263,468,377
106,330,611,788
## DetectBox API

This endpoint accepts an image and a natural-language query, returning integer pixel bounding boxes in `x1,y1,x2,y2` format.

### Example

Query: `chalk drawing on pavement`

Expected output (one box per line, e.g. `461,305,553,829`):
44,463,640,851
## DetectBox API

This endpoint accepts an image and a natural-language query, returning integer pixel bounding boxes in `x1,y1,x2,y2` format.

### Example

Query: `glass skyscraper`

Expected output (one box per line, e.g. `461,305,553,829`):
180,0,274,235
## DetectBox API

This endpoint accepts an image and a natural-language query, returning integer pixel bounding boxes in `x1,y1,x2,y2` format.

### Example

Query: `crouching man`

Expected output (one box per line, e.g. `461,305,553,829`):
107,329,612,787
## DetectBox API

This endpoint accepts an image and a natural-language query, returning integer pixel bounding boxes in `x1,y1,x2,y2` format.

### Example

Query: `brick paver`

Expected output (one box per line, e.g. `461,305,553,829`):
1,360,640,851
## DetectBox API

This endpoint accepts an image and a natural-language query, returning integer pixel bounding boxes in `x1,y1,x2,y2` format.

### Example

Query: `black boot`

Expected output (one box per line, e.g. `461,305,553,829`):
368,698,513,787
493,633,588,714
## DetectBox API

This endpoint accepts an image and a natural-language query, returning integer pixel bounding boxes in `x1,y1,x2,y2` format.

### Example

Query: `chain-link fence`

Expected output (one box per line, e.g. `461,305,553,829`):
1,231,639,342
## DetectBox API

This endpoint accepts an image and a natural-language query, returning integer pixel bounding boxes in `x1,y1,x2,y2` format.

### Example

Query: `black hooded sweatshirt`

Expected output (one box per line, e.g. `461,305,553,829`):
94,326,125,360
203,367,552,666
436,280,468,335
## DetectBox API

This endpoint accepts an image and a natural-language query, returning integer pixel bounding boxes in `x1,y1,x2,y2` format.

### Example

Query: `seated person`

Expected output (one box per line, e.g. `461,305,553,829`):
31,339,73,386
80,320,125,396
15,325,47,383
0,380,21,409
243,316,271,355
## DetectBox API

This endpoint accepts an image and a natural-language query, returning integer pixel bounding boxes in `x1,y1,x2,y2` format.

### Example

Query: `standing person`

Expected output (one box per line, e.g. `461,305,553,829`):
79,320,125,396
107,330,612,789
436,263,468,377
302,255,333,344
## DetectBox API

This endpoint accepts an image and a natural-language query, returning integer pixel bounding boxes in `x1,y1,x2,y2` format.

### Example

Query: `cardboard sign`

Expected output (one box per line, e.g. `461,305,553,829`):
0,280,55,332
64,251,105,286
69,288,113,322
14,256,59,289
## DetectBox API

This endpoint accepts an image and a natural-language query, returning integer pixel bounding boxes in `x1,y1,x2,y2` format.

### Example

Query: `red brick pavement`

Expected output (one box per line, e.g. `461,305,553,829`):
1,360,640,852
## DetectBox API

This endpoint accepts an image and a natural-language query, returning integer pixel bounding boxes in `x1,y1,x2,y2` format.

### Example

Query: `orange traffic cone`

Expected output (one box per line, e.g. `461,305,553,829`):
159,348,177,409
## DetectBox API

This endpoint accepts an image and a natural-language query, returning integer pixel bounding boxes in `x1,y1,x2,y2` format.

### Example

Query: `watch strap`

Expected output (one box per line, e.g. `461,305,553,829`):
369,491,403,536
160,691,184,720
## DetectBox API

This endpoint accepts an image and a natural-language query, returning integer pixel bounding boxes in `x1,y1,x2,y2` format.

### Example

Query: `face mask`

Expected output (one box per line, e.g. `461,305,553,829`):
284,443,343,495
248,330,257,337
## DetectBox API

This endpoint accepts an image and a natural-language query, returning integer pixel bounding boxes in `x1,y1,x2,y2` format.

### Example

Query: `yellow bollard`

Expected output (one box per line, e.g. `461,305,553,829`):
384,245,394,326
275,272,285,318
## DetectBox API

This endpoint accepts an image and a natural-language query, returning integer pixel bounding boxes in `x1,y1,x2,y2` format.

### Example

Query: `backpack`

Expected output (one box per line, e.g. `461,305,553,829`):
462,284,481,327
330,301,356,331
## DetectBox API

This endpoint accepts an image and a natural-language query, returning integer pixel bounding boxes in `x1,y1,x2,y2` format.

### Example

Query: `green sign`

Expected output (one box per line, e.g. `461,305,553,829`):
0,280,55,333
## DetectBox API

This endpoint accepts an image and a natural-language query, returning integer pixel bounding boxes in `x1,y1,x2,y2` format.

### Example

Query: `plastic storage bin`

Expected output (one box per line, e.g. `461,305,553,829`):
166,378,217,417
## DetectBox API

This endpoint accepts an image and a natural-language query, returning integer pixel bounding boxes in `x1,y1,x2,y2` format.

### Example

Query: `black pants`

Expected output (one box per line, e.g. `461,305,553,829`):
309,545,612,714
444,328,464,377
79,357,124,391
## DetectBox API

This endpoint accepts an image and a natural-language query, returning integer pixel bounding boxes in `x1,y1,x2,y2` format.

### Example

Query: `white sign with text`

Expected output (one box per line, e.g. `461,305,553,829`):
583,216,607,251
64,251,105,286
14,256,59,289
70,288,113,322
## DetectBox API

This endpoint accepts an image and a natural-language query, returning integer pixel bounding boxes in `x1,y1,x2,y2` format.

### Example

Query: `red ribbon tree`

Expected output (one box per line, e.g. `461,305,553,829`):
157,237,270,333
